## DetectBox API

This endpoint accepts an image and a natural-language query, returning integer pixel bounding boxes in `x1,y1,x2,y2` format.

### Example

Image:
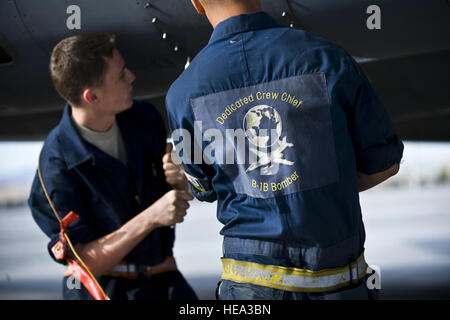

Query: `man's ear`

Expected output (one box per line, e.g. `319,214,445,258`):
82,88,98,105
191,0,206,14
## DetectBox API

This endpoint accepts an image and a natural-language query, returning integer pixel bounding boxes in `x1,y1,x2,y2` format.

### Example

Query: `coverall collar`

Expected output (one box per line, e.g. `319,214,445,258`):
58,104,95,169
58,102,146,194
208,11,282,45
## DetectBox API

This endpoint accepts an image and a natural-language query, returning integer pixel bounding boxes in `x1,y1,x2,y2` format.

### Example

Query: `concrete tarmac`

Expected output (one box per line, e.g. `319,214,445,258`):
1,184,449,300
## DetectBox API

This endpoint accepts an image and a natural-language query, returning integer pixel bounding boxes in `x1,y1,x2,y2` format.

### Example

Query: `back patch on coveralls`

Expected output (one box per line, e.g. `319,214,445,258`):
190,73,339,198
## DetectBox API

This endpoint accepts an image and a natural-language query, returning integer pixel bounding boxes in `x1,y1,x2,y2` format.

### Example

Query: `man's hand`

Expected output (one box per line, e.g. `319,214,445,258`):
163,143,189,191
147,189,194,227
73,189,194,277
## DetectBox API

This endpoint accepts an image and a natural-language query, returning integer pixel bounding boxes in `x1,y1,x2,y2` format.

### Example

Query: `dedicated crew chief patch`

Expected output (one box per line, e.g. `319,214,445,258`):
190,73,339,199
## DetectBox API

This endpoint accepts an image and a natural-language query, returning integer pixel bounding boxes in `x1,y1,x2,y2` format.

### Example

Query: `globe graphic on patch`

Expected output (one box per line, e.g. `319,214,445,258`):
243,105,282,148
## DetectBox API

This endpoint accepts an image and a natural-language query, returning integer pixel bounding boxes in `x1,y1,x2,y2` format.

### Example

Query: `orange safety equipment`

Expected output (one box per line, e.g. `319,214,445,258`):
38,159,109,300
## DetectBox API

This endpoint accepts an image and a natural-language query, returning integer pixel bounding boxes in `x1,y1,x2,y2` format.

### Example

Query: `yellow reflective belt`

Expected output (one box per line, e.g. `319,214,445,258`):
221,252,367,293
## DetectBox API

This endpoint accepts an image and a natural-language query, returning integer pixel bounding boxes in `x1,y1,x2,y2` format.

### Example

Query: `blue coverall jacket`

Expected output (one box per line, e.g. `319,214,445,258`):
165,12,404,277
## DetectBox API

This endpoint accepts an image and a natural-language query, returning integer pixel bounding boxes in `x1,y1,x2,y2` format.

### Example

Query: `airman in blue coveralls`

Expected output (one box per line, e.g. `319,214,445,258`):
28,34,197,300
165,0,403,300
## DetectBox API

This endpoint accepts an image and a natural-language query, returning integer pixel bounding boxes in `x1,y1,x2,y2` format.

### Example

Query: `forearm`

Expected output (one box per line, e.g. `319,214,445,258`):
357,173,381,192
357,163,400,192
72,189,191,277
74,208,157,278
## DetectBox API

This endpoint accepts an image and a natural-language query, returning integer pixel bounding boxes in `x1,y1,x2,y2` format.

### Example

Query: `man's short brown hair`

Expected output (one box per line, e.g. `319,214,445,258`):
49,34,116,106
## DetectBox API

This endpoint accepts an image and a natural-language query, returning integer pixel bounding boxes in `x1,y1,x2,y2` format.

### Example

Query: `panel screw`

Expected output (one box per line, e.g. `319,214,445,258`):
185,56,191,70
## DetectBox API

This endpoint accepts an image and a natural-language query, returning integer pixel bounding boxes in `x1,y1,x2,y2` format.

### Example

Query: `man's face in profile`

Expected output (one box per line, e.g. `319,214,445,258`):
94,49,136,115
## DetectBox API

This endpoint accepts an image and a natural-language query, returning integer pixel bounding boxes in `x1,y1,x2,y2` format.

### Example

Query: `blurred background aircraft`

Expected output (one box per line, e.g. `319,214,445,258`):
0,0,449,299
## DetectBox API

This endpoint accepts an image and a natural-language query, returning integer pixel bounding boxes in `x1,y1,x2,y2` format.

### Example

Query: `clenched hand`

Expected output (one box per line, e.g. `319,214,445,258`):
162,143,189,191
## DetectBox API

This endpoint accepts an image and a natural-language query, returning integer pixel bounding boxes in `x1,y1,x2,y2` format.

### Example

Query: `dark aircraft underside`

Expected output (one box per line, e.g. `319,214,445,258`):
0,0,449,141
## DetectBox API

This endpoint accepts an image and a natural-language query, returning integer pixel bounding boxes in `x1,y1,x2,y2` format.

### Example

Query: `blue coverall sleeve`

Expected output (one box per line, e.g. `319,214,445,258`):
166,100,217,203
28,155,97,264
342,55,404,175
